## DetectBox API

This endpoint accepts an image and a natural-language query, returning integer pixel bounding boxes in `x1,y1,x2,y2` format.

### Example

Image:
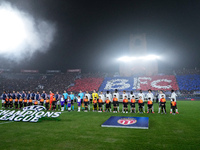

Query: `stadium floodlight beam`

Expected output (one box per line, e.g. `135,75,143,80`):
118,55,160,62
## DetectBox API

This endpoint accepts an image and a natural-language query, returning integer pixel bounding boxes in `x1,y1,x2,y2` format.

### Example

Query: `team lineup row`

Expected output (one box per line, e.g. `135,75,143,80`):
1,89,179,115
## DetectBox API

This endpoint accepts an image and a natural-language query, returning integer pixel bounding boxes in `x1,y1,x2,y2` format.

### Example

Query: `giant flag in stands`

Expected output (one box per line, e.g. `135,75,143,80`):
99,75,178,91
98,77,134,92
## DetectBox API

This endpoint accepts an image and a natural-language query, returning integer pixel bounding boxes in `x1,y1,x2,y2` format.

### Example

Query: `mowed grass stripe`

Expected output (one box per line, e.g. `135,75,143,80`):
0,101,199,150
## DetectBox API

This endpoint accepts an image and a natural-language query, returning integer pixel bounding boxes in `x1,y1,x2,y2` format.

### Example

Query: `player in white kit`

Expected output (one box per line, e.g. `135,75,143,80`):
113,89,120,112
138,90,145,112
99,91,105,112
146,89,154,112
122,90,128,112
106,91,112,112
158,90,166,113
169,90,179,114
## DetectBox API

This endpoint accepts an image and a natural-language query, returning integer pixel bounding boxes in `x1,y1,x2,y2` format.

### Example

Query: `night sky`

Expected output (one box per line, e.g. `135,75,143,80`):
2,0,200,73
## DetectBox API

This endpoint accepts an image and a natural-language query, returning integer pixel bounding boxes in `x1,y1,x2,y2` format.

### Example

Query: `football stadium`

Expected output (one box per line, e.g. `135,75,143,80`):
0,0,200,150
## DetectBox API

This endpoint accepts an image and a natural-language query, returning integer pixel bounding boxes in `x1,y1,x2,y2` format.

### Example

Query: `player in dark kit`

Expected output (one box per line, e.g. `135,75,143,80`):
84,96,89,112
105,97,111,112
98,96,103,112
45,98,50,110
14,98,18,109
52,96,57,110
93,97,98,112
24,98,28,107
28,98,33,106
160,95,166,114
19,97,23,109
130,96,136,113
138,96,145,113
147,98,154,113
171,98,177,115
123,96,129,113
9,97,13,108
113,95,118,113
40,98,44,106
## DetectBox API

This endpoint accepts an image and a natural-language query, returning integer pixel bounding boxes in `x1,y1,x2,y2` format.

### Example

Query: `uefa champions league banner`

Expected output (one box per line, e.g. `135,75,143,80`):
98,75,178,91
0,106,61,123
101,116,149,129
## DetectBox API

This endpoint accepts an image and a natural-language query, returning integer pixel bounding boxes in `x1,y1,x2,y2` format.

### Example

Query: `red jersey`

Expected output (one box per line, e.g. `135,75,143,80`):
131,99,136,103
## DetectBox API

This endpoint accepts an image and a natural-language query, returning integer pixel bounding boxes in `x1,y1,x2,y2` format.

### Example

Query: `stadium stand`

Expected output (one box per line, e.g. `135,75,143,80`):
176,74,200,92
67,77,104,92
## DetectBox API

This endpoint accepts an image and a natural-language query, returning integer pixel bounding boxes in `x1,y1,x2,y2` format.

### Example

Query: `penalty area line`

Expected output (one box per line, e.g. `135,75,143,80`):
0,121,14,125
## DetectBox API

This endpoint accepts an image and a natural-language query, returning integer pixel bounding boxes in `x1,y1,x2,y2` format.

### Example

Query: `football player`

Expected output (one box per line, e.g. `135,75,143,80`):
85,91,91,111
105,97,111,112
158,90,166,113
138,96,145,113
98,96,103,112
99,91,105,112
69,92,75,111
113,95,118,113
130,96,136,113
160,95,166,114
113,89,120,112
123,96,129,113
84,96,89,112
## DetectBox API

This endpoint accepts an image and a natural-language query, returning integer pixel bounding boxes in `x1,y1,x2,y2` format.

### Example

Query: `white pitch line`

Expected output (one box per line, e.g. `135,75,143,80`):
0,121,14,125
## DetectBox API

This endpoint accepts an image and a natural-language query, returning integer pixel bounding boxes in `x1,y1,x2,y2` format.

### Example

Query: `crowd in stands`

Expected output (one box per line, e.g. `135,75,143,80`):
1,69,200,98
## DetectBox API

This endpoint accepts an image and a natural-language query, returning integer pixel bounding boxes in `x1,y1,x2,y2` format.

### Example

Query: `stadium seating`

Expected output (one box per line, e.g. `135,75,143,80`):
176,74,200,91
67,77,104,92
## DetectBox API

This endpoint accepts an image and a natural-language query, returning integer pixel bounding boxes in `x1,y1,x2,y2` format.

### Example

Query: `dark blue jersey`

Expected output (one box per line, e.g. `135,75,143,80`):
17,93,21,99
22,93,26,99
41,93,47,99
12,93,16,99
27,93,31,99
35,94,41,100
31,93,35,100
2,93,7,100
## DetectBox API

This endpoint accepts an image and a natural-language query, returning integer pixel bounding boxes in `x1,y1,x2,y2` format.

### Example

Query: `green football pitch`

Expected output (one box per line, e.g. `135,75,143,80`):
0,101,199,150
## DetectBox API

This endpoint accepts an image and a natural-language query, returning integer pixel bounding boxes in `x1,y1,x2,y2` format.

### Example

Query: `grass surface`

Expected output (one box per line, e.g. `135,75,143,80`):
0,101,199,150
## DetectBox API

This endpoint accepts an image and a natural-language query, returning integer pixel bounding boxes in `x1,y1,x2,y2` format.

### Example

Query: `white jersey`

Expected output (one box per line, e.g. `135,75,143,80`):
138,93,145,100
85,93,91,101
130,94,135,100
60,97,65,103
106,93,112,102
158,93,166,102
77,98,81,103
146,93,154,101
122,93,129,100
113,93,119,101
99,94,105,102
170,92,177,102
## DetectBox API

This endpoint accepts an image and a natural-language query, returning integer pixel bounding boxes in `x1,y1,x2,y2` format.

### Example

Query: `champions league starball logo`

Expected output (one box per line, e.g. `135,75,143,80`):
117,118,137,125
0,106,61,123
